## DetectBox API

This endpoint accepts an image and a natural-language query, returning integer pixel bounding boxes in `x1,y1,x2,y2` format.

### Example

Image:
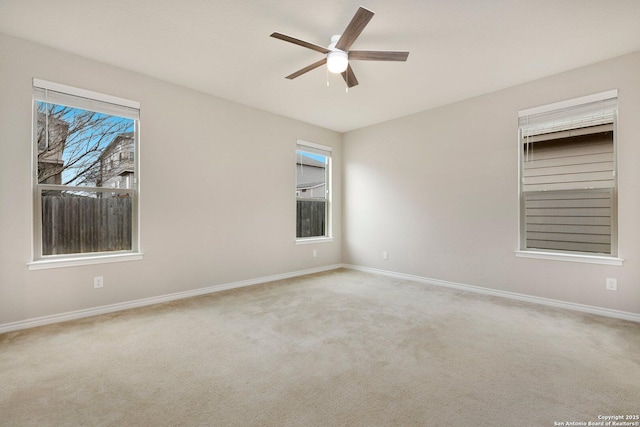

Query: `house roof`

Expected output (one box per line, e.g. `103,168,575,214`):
2,1,640,132
99,132,134,160
297,156,325,168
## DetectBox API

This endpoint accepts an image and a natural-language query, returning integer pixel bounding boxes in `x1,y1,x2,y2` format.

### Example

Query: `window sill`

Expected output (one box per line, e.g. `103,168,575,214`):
515,250,623,266
28,252,144,270
296,237,333,245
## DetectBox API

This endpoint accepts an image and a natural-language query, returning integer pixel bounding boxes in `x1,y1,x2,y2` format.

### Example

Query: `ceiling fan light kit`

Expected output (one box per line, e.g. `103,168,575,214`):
271,6,409,88
327,51,348,74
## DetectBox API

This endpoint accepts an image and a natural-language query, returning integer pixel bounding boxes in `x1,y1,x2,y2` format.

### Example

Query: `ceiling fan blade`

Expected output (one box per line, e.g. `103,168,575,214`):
270,32,330,54
286,58,327,80
335,7,374,52
341,65,359,88
349,50,410,61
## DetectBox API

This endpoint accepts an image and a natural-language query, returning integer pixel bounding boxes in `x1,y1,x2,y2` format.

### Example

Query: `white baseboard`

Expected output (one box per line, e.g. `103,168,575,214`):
0,264,342,334
4,263,637,334
342,264,640,323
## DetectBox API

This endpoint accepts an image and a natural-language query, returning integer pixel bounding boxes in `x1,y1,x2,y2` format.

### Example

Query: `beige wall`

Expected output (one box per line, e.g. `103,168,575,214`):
343,51,640,314
0,33,342,326
1,31,638,328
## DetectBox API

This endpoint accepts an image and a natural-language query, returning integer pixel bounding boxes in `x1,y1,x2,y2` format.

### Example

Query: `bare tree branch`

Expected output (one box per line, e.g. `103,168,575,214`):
37,103,133,187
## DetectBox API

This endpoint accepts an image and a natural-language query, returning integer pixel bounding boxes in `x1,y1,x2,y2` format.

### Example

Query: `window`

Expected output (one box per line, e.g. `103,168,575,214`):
518,90,618,260
296,141,331,240
31,79,140,266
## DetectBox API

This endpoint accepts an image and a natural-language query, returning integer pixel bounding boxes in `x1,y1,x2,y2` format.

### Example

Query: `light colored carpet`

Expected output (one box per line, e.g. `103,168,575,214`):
1,269,639,426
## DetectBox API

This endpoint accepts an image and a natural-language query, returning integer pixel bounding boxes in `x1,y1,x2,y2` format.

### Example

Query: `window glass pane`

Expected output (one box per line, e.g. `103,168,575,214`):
297,200,326,238
296,150,326,199
523,189,612,254
41,190,132,255
296,148,328,238
522,131,614,192
36,101,135,187
521,127,615,254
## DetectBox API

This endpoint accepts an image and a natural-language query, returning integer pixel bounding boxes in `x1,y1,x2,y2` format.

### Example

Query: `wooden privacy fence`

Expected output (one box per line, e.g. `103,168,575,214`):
41,194,132,255
296,199,326,238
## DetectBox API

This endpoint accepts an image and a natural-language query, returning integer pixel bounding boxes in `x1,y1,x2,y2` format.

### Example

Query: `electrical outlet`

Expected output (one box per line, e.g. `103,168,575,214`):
606,278,617,291
312,250,317,258
383,251,388,260
94,276,104,289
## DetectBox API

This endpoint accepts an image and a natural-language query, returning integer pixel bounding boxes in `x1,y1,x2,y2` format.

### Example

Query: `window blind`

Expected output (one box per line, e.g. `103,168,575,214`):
33,78,140,120
519,98,616,138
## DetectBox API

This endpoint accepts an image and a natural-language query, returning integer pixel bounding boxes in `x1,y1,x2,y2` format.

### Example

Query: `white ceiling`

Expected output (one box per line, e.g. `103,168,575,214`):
1,0,640,132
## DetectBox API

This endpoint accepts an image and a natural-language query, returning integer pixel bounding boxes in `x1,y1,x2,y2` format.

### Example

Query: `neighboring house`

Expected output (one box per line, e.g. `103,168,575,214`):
36,112,69,185
98,132,134,191
296,156,326,199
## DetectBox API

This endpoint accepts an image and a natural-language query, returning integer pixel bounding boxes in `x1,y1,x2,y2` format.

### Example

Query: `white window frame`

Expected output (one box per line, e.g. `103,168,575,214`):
28,79,143,270
515,90,623,266
295,140,333,244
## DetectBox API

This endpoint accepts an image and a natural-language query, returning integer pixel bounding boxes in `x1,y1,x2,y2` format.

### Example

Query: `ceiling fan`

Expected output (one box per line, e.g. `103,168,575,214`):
270,6,409,88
